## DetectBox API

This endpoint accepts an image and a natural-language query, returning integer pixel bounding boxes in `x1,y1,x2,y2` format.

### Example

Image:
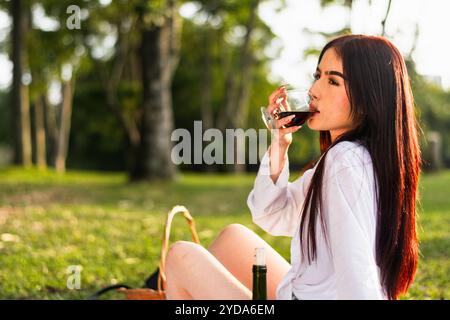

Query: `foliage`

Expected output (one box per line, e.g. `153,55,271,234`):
68,81,128,171
407,60,450,168
0,1,449,171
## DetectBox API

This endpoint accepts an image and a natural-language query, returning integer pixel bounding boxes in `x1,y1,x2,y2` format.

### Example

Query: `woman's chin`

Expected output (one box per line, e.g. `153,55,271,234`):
306,119,320,130
306,122,329,132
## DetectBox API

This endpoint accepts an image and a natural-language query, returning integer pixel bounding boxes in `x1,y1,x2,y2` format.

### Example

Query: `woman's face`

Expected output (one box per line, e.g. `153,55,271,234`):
307,48,355,141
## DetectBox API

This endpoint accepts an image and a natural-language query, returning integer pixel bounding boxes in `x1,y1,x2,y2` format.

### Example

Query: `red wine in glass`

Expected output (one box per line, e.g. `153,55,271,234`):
275,111,316,127
261,87,317,130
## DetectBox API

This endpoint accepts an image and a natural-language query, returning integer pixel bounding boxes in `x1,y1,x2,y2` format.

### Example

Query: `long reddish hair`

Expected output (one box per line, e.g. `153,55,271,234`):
300,35,421,300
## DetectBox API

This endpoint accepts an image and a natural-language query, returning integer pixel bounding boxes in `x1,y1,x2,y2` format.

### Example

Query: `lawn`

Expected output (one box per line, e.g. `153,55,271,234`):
0,167,448,300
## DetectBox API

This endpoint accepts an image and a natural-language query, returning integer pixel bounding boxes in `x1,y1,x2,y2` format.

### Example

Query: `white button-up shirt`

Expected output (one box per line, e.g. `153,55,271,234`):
247,141,386,300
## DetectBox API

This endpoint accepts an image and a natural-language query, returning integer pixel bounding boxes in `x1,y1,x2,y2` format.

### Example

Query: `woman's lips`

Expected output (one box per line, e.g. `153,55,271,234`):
309,103,320,113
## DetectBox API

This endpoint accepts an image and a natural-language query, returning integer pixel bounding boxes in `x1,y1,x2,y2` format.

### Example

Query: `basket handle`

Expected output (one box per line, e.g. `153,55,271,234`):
157,205,200,292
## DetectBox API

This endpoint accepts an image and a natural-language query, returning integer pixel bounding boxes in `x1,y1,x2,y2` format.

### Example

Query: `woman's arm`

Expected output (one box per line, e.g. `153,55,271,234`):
269,143,289,184
247,148,312,237
249,85,305,237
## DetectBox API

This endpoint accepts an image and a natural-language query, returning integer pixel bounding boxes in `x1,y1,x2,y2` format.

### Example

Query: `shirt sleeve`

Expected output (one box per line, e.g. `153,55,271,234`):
322,145,384,299
247,150,313,237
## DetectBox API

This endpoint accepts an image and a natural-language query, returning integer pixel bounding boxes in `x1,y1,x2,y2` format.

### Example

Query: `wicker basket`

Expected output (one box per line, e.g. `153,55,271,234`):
117,205,200,300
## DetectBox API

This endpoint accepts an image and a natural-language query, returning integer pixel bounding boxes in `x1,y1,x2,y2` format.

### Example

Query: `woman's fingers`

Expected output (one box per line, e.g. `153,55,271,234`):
268,89,279,104
271,125,301,143
268,85,287,104
279,125,302,135
267,86,287,114
280,95,291,111
275,114,295,128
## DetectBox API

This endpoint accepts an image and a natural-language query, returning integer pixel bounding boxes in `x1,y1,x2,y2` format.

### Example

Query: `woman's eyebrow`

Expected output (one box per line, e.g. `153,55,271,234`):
316,67,346,80
325,70,346,79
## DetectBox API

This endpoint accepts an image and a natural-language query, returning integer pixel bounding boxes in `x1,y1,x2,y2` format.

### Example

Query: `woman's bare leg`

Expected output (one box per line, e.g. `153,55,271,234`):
207,224,290,300
165,240,252,300
165,224,290,300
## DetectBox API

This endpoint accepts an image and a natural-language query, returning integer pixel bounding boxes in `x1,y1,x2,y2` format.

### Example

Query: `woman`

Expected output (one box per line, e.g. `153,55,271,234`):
164,34,421,300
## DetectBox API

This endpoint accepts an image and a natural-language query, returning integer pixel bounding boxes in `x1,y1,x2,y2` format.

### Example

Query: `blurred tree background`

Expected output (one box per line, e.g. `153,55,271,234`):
0,0,448,179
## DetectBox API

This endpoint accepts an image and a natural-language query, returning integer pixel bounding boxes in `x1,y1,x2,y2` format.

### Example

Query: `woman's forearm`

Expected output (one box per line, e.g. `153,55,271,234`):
268,142,289,184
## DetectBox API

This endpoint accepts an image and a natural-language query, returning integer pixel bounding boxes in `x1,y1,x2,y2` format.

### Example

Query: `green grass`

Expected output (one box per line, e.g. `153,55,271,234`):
0,166,448,300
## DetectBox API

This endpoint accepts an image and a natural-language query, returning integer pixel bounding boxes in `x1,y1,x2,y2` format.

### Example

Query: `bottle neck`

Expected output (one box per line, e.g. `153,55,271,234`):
252,265,267,300
252,265,267,272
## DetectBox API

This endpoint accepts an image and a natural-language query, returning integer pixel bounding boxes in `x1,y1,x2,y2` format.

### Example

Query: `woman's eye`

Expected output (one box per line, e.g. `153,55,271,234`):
328,78,338,86
313,72,320,81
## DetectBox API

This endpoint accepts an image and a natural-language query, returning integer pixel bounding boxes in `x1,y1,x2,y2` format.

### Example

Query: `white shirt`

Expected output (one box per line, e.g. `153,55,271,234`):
247,141,386,300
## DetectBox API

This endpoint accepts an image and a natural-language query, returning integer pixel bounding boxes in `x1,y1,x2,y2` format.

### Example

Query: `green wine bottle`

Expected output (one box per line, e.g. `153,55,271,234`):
252,247,267,300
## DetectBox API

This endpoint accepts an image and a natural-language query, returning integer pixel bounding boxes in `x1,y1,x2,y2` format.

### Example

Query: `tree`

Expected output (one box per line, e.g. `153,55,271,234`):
172,0,275,173
80,0,142,174
79,0,182,180
130,0,182,180
30,0,87,173
54,74,74,172
11,0,32,167
33,95,46,169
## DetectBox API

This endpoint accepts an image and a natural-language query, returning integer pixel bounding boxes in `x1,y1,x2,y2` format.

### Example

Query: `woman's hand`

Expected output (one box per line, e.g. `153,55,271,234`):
266,86,302,183
267,85,302,148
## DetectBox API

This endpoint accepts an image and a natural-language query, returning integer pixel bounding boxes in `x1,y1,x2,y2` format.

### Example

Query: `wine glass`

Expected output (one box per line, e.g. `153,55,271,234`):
261,87,316,130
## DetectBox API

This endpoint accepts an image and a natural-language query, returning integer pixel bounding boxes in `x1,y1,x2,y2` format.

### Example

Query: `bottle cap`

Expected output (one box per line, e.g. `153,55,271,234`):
254,247,266,266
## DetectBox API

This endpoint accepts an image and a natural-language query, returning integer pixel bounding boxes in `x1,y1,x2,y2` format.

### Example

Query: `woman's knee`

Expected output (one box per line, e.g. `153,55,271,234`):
166,241,205,269
217,223,255,242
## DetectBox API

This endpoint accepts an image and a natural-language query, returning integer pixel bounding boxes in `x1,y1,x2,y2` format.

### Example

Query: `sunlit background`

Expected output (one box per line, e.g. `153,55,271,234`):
1,0,450,89
0,0,448,300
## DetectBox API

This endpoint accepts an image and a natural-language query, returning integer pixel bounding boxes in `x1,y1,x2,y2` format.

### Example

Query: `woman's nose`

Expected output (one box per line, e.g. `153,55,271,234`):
308,79,319,101
308,86,318,102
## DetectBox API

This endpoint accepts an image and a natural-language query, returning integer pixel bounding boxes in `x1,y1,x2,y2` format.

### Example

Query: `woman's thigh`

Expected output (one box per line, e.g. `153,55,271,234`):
207,224,291,300
165,240,252,300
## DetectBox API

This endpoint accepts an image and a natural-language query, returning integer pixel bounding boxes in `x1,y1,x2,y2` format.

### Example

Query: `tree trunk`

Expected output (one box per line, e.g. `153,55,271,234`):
34,95,47,169
55,79,74,173
427,131,443,171
20,85,32,167
44,94,58,167
11,0,32,167
132,0,181,180
200,30,214,132
200,28,217,173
